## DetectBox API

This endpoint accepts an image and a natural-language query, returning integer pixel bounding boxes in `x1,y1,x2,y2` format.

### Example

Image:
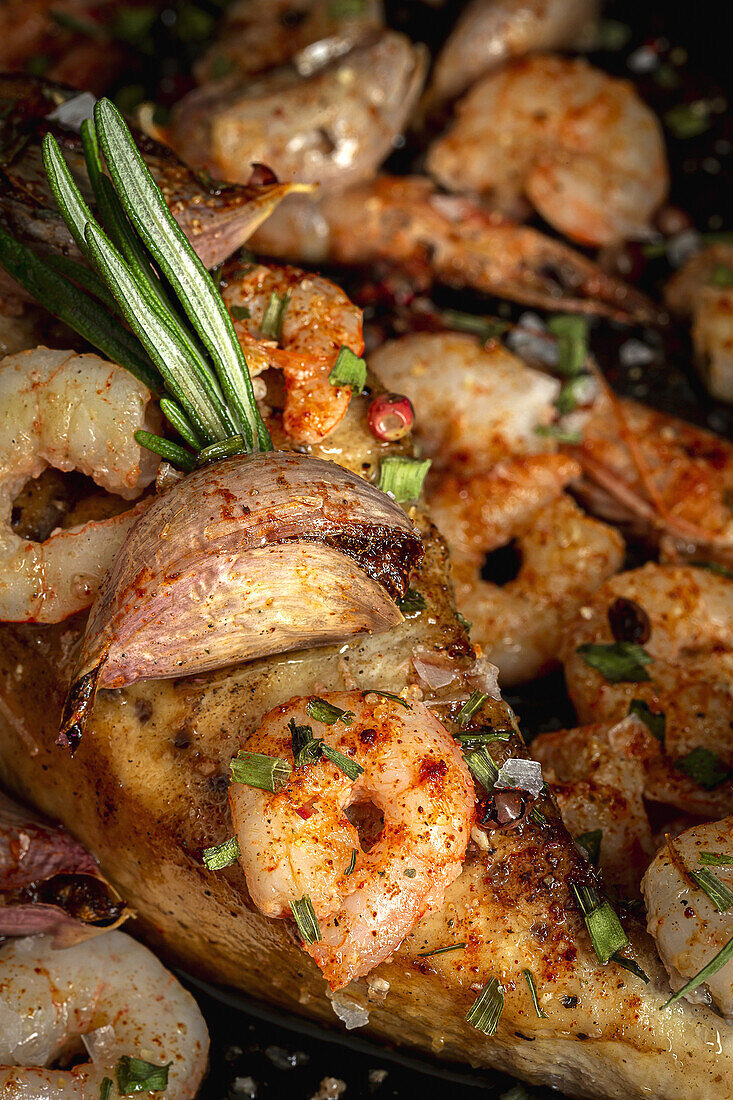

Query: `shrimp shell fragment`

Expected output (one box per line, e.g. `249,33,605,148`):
230,691,474,989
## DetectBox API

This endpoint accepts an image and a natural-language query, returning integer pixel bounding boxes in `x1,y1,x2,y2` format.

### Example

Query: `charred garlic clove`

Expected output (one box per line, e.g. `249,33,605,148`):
60,452,423,752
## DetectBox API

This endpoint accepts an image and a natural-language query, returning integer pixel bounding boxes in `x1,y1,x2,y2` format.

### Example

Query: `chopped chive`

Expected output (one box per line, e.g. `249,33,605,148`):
577,642,653,683
290,895,321,944
229,304,251,321
664,100,712,140
455,610,472,632
534,424,583,444
612,953,650,983
363,690,411,709
403,867,417,878
440,307,508,343
322,743,364,781
628,699,666,742
397,588,426,615
307,698,355,726
555,374,589,416
689,560,733,580
662,933,733,1009
463,747,499,793
378,456,431,503
289,718,322,767
548,315,589,377
690,868,733,912
230,751,291,792
344,849,357,876
418,942,467,958
202,835,240,870
456,690,488,727
571,883,628,965
575,829,603,867
115,1056,171,1094
522,969,547,1018
328,346,367,392
195,436,247,466
674,747,732,791
466,977,504,1035
100,1078,113,1100
699,852,733,866
260,291,290,341
454,728,512,747
134,431,195,471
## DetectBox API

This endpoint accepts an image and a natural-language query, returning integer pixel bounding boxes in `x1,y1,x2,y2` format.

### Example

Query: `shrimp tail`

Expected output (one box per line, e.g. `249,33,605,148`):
58,663,102,754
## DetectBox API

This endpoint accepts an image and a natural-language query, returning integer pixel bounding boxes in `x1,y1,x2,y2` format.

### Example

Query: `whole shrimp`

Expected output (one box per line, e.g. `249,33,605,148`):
0,929,209,1098
642,816,733,1021
427,55,669,247
253,176,658,322
0,347,159,622
230,691,474,989
666,242,733,403
425,0,599,109
221,260,364,443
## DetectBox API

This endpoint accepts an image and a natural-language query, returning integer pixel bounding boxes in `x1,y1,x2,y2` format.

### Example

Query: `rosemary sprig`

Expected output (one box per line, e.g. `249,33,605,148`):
0,97,272,468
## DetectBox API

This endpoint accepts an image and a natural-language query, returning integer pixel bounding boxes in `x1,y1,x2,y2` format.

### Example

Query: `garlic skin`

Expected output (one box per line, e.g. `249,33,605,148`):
60,452,423,750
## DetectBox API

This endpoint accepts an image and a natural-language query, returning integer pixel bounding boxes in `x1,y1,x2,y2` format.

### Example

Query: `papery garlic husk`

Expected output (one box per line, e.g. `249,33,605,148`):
60,451,423,750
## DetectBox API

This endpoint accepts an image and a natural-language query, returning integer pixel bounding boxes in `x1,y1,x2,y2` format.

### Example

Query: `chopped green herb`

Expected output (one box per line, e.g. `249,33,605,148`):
529,806,547,826
230,750,291,792
202,835,240,870
329,0,368,17
577,642,653,683
463,747,499,793
404,867,417,878
418,942,467,958
710,264,733,288
455,610,472,632
322,743,364,781
363,690,411,709
398,588,426,615
571,883,628,965
115,1056,171,1094
675,747,732,791
555,374,589,416
260,291,290,341
690,868,733,912
289,718,322,767
664,100,712,139
195,435,247,466
575,829,602,867
612,954,650,983
100,1078,113,1100
175,3,214,42
307,698,355,726
456,690,488,727
441,307,509,344
628,699,666,742
290,895,322,944
689,560,733,580
328,346,367,392
534,424,583,444
229,304,251,321
654,63,680,90
466,977,504,1035
548,314,589,377
454,727,512,747
699,852,733,866
522,968,547,1017
662,933,733,1009
345,849,357,876
378,456,431,502
595,18,632,50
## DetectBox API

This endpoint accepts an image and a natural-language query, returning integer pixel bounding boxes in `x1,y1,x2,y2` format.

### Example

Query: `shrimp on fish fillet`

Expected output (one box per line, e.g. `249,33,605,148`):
561,564,733,818
0,930,209,1098
252,176,659,322
429,466,624,685
221,260,364,443
166,32,426,195
425,0,599,110
666,242,733,402
427,56,669,247
0,347,159,623
230,691,474,989
570,389,733,567
195,0,384,83
642,816,733,1020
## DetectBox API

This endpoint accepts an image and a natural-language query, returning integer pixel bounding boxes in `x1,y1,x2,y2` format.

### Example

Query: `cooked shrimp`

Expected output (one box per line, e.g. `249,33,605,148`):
167,32,426,195
426,0,599,109
571,389,733,567
221,260,364,443
230,691,474,989
0,347,159,622
195,0,383,83
0,929,209,1097
562,564,733,817
666,243,733,402
253,176,658,321
533,715,656,896
429,467,624,684
642,816,733,1020
370,332,561,473
427,56,668,247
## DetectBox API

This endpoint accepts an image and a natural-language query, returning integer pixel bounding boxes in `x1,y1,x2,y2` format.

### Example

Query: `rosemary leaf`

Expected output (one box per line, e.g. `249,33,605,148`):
134,431,194,471
43,252,117,312
41,133,97,258
196,436,248,466
291,895,322,944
